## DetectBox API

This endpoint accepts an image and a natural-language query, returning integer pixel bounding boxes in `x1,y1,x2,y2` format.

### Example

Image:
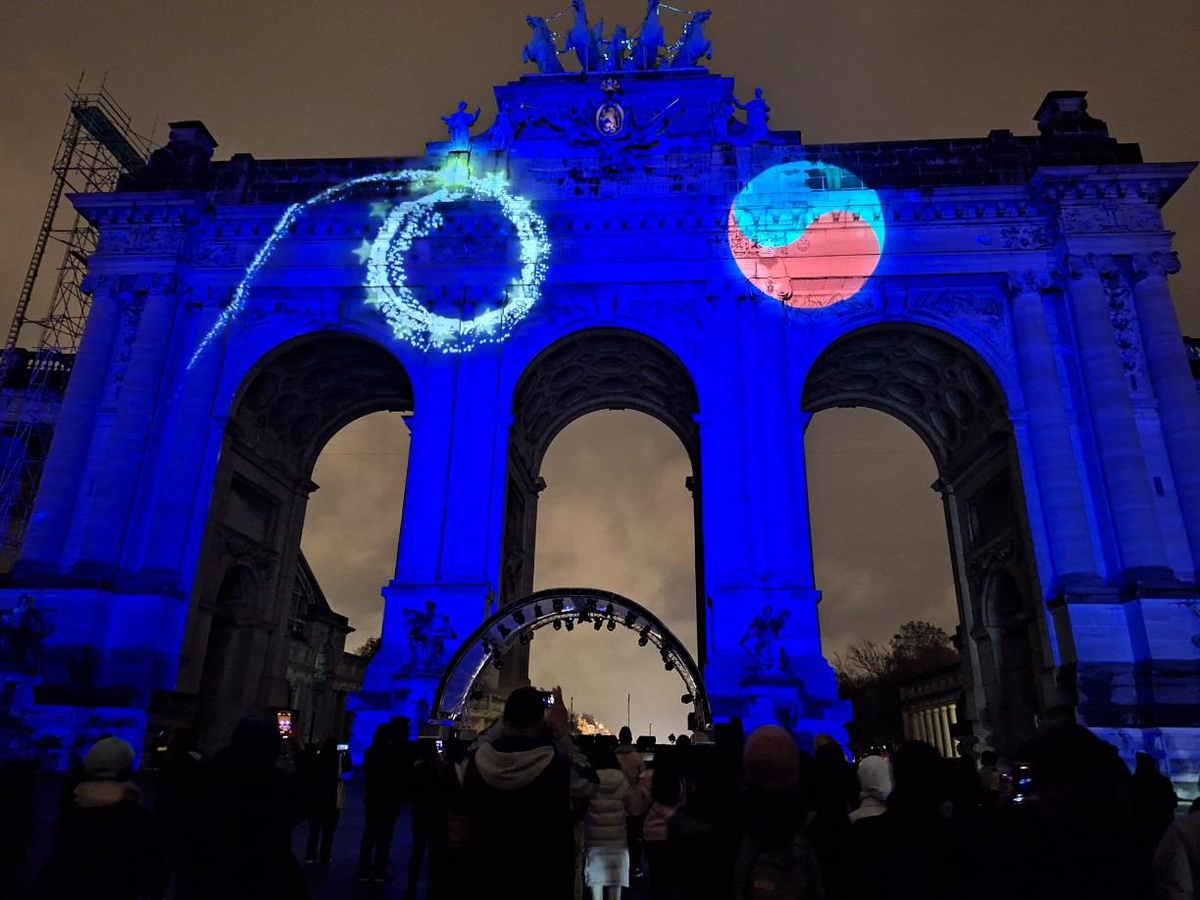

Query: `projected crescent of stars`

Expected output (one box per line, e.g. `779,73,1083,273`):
189,166,550,365
728,161,886,309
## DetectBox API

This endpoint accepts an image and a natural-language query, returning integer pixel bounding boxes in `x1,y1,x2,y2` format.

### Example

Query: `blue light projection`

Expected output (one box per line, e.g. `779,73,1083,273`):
728,160,885,309
189,166,549,366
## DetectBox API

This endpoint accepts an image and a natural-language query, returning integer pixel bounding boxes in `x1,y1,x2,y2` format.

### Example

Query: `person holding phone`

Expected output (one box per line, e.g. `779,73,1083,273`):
463,685,599,900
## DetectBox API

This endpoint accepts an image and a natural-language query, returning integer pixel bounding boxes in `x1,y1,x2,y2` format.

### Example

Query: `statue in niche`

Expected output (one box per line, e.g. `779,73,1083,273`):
0,594,50,673
523,15,565,74
734,87,770,141
739,605,790,672
670,9,713,68
631,0,664,70
442,102,481,151
566,0,605,72
401,600,458,672
601,24,629,72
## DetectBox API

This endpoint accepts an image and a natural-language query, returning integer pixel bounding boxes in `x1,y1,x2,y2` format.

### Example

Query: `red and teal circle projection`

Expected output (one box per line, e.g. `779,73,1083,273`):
728,161,886,309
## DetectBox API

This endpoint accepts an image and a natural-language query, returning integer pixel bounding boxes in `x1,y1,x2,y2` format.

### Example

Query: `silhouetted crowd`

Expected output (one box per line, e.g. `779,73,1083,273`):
20,689,1200,899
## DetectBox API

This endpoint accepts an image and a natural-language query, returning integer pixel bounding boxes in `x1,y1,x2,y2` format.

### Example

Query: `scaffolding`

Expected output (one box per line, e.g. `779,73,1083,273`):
0,83,153,566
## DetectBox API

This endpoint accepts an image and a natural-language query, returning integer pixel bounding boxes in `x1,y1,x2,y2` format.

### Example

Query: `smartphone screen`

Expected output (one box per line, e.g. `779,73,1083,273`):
276,710,293,738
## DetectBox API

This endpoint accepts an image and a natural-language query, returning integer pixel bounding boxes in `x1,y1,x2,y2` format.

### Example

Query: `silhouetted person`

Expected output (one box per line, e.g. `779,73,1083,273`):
848,756,891,824
734,725,824,899
155,728,203,898
989,724,1142,900
1132,752,1179,870
644,747,687,900
1153,802,1200,899
193,717,308,899
39,736,166,900
298,737,344,865
806,736,856,898
583,744,633,900
407,739,442,898
978,749,1002,807
357,723,408,884
0,757,38,896
616,725,649,881
463,685,598,900
848,740,965,899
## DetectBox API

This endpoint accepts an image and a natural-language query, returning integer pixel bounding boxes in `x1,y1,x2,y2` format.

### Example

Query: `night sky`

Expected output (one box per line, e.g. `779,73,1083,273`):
2,0,1197,738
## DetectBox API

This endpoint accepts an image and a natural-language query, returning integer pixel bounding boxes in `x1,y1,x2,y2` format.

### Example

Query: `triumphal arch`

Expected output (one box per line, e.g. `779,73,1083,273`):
1,8,1197,785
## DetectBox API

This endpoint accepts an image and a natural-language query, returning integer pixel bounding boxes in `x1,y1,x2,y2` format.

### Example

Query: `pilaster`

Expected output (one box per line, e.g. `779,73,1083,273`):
1125,252,1200,579
1006,271,1100,590
1059,253,1173,586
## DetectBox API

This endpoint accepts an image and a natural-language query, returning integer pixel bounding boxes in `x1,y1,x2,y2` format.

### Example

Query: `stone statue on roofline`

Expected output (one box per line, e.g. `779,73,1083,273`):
442,101,481,150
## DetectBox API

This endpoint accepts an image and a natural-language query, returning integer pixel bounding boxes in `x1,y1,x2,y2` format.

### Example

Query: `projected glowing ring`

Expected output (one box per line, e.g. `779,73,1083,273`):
188,168,548,366
366,175,549,352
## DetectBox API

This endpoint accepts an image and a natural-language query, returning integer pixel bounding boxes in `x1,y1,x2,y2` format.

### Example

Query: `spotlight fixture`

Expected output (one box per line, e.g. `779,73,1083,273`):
553,619,562,631
513,609,526,625
532,604,544,618
552,597,564,613
664,660,675,671
492,657,504,670
482,640,493,655
638,626,651,647
519,631,533,645
606,618,616,632
579,609,592,624
680,693,694,705
593,617,603,631
498,624,512,639
624,611,637,629
565,618,575,632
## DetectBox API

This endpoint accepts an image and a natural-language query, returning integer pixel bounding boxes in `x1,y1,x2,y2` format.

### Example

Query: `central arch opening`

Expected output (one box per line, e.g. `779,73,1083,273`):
495,329,703,738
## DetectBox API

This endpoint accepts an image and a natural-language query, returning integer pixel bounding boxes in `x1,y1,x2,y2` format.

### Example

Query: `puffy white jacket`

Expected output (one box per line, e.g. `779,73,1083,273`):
585,769,632,849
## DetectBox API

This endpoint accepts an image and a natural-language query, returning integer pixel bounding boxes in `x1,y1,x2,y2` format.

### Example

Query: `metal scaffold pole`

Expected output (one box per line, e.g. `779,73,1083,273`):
0,82,153,567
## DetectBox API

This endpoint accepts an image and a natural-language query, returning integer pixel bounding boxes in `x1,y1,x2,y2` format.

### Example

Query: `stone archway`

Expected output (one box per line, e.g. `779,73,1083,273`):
802,323,1046,754
179,333,414,749
497,329,702,691
431,588,711,734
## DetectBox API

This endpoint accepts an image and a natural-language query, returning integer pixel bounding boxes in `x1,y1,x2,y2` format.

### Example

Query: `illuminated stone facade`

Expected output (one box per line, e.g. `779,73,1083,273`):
0,61,1196,794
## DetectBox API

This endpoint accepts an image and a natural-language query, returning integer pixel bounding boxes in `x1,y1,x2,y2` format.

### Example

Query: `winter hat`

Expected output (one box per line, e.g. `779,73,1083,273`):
742,725,800,791
857,754,893,802
82,737,135,779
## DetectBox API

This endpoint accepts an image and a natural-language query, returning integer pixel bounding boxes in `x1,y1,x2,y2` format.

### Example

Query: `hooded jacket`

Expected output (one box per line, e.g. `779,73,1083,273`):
464,732,598,900
849,756,893,824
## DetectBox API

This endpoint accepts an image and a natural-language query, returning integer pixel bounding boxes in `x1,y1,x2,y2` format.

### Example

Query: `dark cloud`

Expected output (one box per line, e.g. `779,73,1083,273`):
3,0,1196,734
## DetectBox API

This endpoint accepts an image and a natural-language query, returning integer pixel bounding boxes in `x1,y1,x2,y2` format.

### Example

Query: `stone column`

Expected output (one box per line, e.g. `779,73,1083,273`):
1062,254,1172,582
18,278,126,569
1007,272,1100,587
1127,252,1200,576
938,706,954,758
76,274,184,569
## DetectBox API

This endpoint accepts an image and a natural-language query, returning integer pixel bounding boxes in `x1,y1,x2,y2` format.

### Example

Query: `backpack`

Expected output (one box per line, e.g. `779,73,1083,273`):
742,834,825,900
